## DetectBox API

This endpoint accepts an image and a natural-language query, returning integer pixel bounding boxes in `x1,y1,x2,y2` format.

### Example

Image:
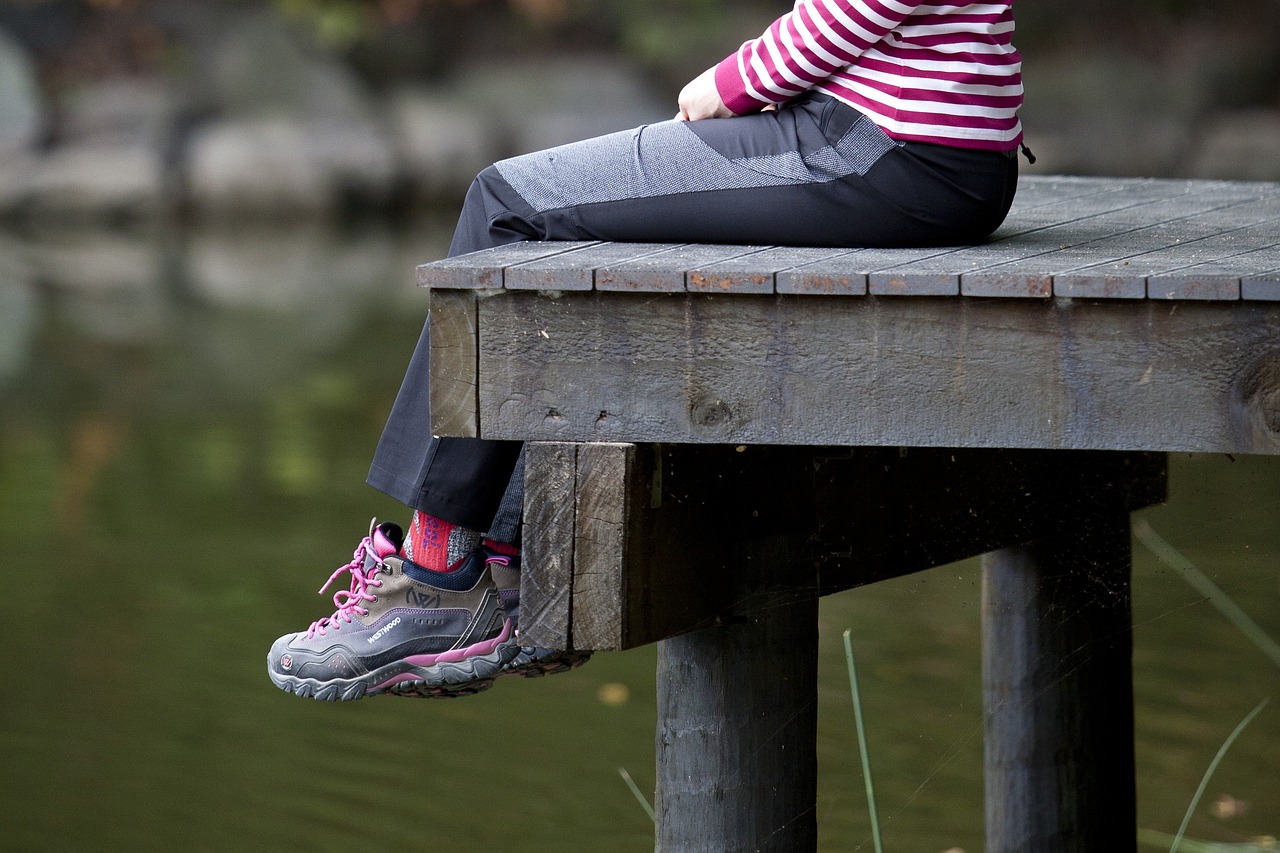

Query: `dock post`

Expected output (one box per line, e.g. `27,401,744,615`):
654,536,819,853
981,501,1136,851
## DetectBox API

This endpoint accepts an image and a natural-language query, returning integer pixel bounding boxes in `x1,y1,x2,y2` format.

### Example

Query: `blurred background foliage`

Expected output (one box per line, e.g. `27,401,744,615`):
4,0,1277,99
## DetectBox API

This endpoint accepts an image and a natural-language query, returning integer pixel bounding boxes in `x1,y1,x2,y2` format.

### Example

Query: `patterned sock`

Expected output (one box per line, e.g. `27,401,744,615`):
483,538,520,557
406,510,481,573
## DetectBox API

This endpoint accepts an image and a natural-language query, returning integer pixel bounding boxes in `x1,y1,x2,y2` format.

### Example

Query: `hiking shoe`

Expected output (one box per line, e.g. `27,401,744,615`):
485,548,593,678
267,520,518,701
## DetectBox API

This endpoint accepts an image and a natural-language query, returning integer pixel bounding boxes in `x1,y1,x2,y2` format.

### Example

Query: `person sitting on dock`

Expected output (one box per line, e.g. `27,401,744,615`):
267,0,1027,701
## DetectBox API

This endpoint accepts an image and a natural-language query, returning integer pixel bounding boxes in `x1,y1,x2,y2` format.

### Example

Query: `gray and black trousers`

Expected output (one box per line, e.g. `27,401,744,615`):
367,94,1019,540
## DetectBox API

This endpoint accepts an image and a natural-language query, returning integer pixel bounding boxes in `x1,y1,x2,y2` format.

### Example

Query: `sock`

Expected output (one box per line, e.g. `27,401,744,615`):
483,538,520,557
406,510,481,572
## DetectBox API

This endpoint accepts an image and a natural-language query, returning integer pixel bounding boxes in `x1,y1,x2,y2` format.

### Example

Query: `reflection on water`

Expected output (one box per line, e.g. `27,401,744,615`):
0,224,1277,852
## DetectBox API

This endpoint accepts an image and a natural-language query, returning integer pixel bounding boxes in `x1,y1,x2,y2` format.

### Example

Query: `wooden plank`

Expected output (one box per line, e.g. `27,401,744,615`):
468,290,1280,454
594,244,767,292
504,242,674,291
784,245,960,296
1243,272,1280,301
775,248,868,294
416,241,599,289
426,289,478,438
519,442,578,649
811,448,1164,596
686,245,842,294
926,183,1274,298
570,442,636,650
1056,196,1280,299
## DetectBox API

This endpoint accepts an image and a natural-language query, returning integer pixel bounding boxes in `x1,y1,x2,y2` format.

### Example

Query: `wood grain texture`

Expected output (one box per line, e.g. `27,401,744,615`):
517,444,1165,649
519,442,578,649
416,241,599,289
468,290,1280,454
595,244,767,292
425,289,478,438
569,442,635,650
504,242,673,291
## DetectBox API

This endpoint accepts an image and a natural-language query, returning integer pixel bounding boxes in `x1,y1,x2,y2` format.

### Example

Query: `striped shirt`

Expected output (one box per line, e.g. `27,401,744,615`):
714,0,1023,151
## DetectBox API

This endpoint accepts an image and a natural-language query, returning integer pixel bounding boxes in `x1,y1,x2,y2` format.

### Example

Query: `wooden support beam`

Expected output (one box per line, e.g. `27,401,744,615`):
441,290,1280,455
981,458,1139,852
520,443,1164,651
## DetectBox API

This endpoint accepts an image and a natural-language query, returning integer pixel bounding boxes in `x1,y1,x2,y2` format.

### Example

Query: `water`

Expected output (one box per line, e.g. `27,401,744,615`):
1,223,1276,852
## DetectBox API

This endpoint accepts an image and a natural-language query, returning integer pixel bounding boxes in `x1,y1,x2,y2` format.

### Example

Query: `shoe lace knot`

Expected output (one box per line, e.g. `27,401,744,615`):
306,535,386,638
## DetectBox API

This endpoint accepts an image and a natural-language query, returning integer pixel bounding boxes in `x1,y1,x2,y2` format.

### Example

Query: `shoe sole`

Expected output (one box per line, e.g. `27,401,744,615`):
502,646,593,679
268,637,519,701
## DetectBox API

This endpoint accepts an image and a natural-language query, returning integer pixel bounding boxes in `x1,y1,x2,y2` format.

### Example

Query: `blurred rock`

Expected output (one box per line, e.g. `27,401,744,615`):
56,77,178,152
388,88,500,203
1187,110,1280,181
184,116,395,220
208,11,369,125
183,13,397,218
1019,53,1200,176
184,119,329,218
14,143,166,223
0,26,42,158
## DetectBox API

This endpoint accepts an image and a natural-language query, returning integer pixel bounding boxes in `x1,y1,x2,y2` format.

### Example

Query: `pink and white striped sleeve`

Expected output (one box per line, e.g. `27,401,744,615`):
714,0,922,115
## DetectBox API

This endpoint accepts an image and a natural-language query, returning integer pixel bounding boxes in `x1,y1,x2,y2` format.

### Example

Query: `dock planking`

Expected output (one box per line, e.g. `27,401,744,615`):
419,177,1280,300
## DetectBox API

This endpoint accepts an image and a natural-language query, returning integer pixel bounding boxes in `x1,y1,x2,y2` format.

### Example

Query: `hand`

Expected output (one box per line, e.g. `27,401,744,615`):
676,66,732,121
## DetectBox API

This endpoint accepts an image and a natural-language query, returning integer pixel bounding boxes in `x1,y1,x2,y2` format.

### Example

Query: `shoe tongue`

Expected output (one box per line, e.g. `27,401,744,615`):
372,521,405,559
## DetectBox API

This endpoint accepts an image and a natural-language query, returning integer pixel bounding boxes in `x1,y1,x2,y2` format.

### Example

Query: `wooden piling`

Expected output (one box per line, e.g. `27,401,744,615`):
655,535,819,853
982,501,1137,851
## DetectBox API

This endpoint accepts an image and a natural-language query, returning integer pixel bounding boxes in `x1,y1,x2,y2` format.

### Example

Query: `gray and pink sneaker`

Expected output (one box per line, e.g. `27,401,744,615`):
484,549,593,678
267,520,518,700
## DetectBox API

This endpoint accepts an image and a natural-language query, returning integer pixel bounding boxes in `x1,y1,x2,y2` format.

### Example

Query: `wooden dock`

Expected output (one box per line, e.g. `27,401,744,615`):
417,175,1280,851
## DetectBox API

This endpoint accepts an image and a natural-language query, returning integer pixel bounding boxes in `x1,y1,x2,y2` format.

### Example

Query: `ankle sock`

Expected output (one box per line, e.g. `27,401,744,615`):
483,538,520,557
407,510,481,572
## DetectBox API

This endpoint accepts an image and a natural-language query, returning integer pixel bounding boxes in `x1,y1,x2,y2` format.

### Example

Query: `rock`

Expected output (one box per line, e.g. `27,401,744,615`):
15,143,166,223
185,118,329,218
387,88,501,202
56,76,178,152
180,12,402,219
1187,110,1280,181
184,116,396,219
207,10,373,126
0,26,42,159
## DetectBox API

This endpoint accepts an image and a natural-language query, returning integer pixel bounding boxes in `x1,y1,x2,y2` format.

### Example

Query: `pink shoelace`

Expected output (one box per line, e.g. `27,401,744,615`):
306,535,386,638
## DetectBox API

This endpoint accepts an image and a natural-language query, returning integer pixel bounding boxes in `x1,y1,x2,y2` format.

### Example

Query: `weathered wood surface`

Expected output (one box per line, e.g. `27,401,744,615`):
419,177,1280,455
417,177,1280,298
656,534,819,852
982,464,1138,852
517,443,1165,651
434,290,1280,454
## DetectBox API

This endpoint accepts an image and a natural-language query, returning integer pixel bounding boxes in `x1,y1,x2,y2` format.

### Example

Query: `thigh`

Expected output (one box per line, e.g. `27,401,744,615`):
487,96,1012,248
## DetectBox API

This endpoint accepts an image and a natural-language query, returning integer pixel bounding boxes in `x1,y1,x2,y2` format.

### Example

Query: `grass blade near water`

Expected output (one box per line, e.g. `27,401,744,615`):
844,629,885,853
618,767,655,824
1167,697,1271,853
